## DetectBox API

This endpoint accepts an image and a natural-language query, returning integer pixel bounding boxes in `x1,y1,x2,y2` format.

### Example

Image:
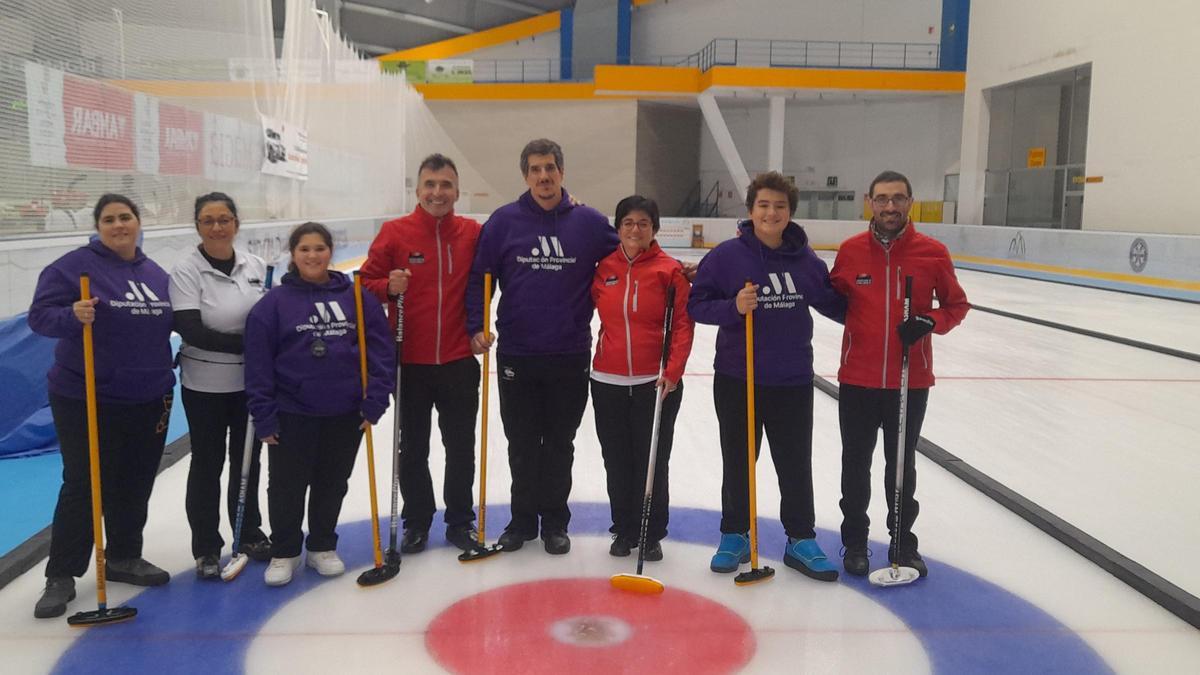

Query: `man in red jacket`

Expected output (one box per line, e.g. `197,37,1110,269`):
360,154,483,554
830,170,969,579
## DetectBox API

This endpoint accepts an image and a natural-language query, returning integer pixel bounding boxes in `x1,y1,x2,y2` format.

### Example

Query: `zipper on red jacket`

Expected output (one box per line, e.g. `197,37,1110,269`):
622,257,636,377
882,250,892,388
434,217,444,365
633,280,639,312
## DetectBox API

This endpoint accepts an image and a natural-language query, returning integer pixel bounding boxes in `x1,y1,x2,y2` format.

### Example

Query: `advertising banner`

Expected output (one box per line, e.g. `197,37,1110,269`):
260,115,309,181
24,62,67,168
204,112,262,184
158,103,204,176
62,74,134,171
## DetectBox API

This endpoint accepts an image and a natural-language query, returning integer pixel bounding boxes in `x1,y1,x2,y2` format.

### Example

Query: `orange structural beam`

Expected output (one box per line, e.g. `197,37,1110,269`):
593,65,699,95
379,12,561,62
414,82,600,100
702,67,965,92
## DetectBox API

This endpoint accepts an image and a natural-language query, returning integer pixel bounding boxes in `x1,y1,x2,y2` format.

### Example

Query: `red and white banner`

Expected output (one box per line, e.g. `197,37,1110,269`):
158,103,204,176
62,75,134,171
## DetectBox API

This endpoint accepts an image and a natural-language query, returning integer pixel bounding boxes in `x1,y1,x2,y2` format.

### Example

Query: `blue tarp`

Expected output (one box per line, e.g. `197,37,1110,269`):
0,313,58,459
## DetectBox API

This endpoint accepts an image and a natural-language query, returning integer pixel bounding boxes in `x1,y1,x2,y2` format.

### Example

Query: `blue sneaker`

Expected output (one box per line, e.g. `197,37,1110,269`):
784,538,839,582
710,533,750,573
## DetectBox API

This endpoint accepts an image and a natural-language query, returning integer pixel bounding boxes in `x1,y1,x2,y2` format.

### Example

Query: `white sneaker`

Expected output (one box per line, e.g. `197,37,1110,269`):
306,550,345,577
264,556,301,586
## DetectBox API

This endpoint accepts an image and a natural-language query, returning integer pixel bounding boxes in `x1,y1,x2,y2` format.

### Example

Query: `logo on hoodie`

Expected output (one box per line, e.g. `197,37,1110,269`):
758,272,806,310
108,279,170,316
297,301,353,338
517,235,577,271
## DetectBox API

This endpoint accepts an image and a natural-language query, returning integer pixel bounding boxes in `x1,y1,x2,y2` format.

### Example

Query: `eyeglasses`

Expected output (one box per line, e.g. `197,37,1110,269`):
619,220,654,231
198,217,236,228
870,195,911,208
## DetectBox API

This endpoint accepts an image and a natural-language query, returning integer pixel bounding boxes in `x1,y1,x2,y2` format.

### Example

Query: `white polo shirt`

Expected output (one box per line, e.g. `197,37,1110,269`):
169,246,268,393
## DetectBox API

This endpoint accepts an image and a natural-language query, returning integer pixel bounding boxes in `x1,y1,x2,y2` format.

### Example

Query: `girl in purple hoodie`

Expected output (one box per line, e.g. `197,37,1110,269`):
28,194,176,619
243,222,393,587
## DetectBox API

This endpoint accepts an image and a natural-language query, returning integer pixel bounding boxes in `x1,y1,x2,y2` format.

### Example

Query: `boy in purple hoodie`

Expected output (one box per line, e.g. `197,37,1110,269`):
244,222,394,586
466,139,620,555
688,172,846,582
28,194,176,619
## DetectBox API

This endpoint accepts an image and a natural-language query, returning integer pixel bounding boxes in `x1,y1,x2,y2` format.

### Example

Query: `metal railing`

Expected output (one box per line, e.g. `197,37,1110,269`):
648,38,941,73
470,58,562,83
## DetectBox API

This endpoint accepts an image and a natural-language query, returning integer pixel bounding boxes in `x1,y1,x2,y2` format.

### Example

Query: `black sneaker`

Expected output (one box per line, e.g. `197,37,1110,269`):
106,557,170,586
195,554,220,580
642,540,663,562
842,545,870,577
541,530,571,555
609,535,633,557
34,577,76,619
240,539,272,562
400,529,428,554
497,529,536,552
445,524,480,552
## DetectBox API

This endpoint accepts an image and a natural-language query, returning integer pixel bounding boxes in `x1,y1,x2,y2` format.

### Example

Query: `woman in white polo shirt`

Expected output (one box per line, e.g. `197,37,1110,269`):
169,193,271,579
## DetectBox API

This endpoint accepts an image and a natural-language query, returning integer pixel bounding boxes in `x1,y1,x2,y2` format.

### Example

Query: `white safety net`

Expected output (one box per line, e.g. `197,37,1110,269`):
0,0,495,235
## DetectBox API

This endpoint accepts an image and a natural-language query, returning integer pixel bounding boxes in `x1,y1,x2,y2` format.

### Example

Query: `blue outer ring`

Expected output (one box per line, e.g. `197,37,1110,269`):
55,503,1111,674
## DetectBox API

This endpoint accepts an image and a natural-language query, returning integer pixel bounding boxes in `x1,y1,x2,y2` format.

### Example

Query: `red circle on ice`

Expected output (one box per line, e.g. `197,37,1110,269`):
426,578,755,674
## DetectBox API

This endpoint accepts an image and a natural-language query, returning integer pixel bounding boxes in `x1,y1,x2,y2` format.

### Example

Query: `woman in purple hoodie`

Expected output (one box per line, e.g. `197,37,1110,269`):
243,222,393,587
28,193,176,619
688,172,846,583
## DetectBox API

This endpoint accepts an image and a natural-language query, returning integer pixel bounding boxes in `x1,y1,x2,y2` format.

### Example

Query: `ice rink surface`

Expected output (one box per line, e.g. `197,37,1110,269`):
2,253,1198,674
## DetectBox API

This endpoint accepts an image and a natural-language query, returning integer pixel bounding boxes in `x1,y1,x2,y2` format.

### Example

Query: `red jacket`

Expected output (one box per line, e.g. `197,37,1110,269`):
830,222,969,389
360,207,481,365
591,243,694,384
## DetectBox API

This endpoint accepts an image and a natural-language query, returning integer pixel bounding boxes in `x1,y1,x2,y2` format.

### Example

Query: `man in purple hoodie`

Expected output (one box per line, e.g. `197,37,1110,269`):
688,171,846,582
467,139,620,555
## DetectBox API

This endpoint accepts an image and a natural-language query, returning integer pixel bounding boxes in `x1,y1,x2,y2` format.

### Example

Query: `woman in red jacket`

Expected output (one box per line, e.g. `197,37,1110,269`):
591,196,694,561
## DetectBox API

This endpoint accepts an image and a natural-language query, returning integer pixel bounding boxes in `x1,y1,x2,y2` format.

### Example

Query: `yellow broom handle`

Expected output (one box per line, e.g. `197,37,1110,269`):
80,274,108,607
353,273,383,568
478,272,492,541
744,280,759,569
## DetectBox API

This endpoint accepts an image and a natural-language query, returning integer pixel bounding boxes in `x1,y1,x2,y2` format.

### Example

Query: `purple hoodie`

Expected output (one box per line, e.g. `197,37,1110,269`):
243,270,394,439
688,220,846,386
28,239,175,404
467,189,619,356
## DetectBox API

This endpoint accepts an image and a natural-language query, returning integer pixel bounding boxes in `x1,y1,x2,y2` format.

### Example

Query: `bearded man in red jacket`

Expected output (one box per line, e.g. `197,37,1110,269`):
360,154,483,554
830,170,970,580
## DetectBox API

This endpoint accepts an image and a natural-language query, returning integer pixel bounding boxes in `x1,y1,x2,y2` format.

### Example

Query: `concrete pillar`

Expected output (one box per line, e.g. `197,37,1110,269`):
698,92,751,200
768,96,785,172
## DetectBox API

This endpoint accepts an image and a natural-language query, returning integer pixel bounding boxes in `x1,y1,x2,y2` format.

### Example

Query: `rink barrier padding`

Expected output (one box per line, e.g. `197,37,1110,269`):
813,375,1200,630
0,433,193,591
970,304,1200,363
959,264,1200,305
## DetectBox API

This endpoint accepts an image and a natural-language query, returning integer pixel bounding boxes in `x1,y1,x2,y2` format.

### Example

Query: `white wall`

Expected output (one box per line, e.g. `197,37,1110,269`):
959,0,1200,234
699,96,963,216
631,0,943,61
636,102,702,215
426,100,638,214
